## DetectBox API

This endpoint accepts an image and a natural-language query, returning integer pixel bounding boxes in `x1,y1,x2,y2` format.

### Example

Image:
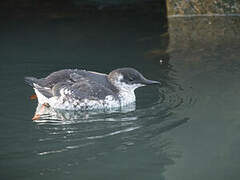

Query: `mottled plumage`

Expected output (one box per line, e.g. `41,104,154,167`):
24,68,160,110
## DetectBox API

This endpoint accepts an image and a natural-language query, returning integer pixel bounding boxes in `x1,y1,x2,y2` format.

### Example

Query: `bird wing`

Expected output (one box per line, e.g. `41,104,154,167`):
40,69,75,88
24,69,73,88
25,69,108,87
52,78,117,100
25,69,116,100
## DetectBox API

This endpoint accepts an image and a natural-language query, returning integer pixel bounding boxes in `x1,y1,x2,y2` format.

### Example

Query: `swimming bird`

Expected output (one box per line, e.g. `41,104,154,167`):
24,68,160,110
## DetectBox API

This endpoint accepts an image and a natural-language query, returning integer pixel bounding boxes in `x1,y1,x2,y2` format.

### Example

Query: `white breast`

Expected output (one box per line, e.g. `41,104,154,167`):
112,80,143,106
118,89,136,106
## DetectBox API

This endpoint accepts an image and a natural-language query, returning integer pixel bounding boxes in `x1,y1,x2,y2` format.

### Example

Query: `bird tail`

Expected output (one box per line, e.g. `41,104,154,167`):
24,77,39,87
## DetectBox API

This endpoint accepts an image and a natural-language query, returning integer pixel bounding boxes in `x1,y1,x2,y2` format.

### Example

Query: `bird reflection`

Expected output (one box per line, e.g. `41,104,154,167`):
32,103,136,122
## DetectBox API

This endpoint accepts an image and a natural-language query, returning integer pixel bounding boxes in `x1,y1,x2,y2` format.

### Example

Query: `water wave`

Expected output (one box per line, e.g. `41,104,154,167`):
32,70,195,157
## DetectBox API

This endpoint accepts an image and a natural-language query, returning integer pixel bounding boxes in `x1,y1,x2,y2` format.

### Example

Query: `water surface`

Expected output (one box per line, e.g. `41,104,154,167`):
0,15,240,180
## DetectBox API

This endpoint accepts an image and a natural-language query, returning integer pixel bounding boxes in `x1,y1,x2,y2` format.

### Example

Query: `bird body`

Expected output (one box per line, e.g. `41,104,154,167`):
25,68,159,110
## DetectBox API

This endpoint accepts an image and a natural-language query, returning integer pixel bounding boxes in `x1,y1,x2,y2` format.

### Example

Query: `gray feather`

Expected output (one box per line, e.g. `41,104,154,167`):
24,69,118,100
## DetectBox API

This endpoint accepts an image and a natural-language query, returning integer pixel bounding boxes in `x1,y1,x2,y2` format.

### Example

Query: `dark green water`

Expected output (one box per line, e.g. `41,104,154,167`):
0,15,240,180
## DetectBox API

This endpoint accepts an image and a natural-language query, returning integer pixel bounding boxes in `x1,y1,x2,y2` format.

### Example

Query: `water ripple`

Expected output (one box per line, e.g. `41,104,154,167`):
30,70,194,157
86,126,140,140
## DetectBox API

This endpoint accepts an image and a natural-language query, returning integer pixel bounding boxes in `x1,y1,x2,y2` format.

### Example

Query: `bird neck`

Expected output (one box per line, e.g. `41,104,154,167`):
118,88,136,106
